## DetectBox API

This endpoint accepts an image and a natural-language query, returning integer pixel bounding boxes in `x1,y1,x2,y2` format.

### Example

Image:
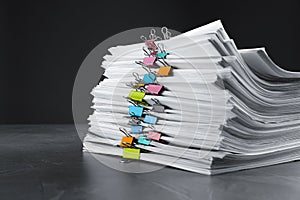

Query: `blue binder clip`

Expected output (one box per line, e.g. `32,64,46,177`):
129,106,144,117
143,73,156,84
143,115,157,124
130,125,143,134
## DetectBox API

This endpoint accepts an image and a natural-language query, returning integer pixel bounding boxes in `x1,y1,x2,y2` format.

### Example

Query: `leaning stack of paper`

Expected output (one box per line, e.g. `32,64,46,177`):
83,20,300,175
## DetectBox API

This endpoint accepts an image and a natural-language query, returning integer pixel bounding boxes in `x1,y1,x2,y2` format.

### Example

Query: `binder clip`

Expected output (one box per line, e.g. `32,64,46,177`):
156,43,169,59
120,136,134,147
146,84,163,95
157,66,172,76
125,94,149,107
130,125,143,134
142,65,157,84
144,115,157,124
135,83,145,88
143,74,156,84
145,39,157,50
138,135,151,146
151,98,165,113
147,131,161,141
123,148,140,160
143,56,156,66
126,81,146,92
156,52,168,59
140,29,160,51
128,116,142,125
119,128,134,147
128,90,146,102
137,101,149,107
128,105,144,117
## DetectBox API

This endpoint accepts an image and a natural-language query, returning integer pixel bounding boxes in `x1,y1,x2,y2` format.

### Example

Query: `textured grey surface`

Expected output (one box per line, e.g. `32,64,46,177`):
1,125,300,200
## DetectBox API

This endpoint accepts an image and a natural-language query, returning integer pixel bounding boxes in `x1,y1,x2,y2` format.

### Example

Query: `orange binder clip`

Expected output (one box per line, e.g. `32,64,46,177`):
157,66,172,76
120,136,134,147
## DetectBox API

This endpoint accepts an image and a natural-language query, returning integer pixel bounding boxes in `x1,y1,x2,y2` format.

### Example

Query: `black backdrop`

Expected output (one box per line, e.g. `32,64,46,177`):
1,0,299,124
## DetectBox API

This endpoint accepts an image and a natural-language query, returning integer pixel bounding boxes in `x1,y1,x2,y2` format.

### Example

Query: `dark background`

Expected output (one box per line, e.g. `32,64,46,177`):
1,0,299,124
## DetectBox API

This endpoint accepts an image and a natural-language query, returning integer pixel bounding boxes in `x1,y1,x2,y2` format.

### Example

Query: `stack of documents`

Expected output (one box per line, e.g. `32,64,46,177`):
83,20,300,175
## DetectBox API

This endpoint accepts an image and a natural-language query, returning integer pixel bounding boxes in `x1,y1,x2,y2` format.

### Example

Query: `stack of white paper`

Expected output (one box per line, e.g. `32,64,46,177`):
83,20,300,175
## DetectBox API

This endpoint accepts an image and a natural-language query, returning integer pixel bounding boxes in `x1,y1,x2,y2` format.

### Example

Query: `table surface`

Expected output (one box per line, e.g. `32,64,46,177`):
1,125,300,200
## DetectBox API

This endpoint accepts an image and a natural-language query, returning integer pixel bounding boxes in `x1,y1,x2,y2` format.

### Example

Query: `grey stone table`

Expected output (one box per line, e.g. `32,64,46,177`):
1,125,300,200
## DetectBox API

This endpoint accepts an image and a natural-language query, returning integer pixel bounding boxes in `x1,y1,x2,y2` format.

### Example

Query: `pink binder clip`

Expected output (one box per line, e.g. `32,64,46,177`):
143,56,156,66
146,84,163,95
